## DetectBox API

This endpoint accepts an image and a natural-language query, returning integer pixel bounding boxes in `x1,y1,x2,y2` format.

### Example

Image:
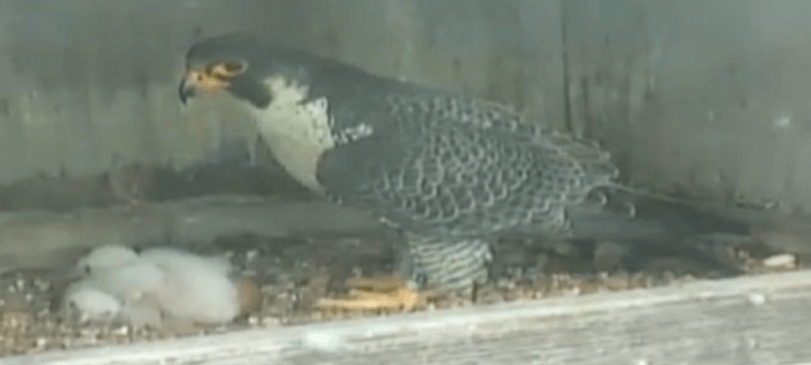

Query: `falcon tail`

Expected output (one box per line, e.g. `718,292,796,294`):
567,186,750,239
564,186,753,275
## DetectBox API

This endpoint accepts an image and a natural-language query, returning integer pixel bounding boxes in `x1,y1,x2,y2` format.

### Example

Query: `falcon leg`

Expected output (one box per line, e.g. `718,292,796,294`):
316,235,492,313
401,234,493,294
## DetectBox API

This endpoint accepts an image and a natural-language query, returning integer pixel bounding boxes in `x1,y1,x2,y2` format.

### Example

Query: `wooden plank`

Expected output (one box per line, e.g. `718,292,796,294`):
5,269,811,365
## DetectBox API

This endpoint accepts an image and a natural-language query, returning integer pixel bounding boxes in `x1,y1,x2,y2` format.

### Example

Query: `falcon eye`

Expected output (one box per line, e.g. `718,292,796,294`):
210,61,248,79
223,62,245,73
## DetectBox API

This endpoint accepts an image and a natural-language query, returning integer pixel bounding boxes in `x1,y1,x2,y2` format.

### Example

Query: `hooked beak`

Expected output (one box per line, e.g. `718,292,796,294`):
178,77,192,104
178,69,230,104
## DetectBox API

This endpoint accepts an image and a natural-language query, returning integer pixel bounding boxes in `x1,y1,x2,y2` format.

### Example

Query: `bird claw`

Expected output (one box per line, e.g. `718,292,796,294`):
316,275,435,313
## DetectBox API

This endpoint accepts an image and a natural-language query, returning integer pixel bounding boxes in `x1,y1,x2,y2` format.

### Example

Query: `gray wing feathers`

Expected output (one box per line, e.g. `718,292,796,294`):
317,93,619,238
387,93,618,194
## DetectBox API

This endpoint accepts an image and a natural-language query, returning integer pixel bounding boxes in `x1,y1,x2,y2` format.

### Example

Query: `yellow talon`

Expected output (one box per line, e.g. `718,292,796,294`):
316,276,434,313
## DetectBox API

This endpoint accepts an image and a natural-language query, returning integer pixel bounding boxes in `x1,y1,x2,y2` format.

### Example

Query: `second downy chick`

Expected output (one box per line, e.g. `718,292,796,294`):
64,245,260,327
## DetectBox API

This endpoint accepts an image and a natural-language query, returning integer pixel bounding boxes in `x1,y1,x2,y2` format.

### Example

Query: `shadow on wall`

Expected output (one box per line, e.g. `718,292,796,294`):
0,154,313,213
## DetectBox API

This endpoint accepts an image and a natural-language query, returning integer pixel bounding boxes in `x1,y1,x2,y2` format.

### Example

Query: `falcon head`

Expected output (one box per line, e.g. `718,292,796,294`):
178,33,315,108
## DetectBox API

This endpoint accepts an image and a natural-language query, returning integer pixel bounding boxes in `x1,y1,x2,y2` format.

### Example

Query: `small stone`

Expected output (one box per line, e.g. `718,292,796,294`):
111,325,129,336
14,275,26,292
748,293,767,305
262,316,281,327
2,309,31,329
351,267,363,277
762,254,796,269
33,279,50,293
245,249,259,262
247,315,260,326
496,278,514,289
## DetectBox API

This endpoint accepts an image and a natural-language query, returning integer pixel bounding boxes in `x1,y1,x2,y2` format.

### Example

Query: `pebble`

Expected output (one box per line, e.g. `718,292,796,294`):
762,254,796,269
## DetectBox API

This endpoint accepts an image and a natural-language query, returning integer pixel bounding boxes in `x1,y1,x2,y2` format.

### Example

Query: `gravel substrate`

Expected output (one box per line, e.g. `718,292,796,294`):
0,231,798,357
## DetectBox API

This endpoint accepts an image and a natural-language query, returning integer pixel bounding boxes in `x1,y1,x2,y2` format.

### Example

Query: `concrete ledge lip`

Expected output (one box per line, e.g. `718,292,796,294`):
5,269,811,365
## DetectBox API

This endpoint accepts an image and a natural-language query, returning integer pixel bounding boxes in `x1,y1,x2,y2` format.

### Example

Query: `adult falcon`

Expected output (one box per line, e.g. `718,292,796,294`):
178,33,749,296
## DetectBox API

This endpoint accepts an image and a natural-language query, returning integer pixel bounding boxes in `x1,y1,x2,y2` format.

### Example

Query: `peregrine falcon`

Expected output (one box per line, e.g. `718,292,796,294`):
178,33,749,293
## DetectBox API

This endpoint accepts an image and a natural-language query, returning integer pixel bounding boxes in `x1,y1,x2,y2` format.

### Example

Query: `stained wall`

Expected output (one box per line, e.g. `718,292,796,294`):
0,0,808,213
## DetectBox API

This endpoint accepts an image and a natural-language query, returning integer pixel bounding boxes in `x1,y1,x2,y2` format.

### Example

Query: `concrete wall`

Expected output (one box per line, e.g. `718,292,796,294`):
564,0,811,214
0,0,809,213
0,0,562,179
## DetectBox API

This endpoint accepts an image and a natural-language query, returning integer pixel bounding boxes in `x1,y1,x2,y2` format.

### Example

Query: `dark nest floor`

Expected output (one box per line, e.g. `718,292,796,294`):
0,226,800,357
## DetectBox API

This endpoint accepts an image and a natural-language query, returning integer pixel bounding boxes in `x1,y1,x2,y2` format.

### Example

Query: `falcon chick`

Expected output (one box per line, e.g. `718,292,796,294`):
64,245,259,326
177,33,750,299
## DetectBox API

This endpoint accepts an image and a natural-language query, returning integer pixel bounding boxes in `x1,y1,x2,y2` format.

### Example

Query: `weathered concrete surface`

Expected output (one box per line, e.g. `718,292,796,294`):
563,0,811,213
0,195,383,274
0,0,810,214
7,269,811,365
0,0,563,182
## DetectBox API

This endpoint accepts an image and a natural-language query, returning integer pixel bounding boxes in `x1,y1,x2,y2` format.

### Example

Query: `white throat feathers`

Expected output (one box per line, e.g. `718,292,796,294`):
244,76,375,194
248,76,336,193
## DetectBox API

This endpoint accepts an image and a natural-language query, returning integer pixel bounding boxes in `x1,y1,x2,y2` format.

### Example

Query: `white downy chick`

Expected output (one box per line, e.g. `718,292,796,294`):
82,261,165,302
74,245,165,306
139,248,231,277
119,298,164,327
65,245,165,325
75,245,139,274
137,248,241,324
63,285,122,323
64,245,243,326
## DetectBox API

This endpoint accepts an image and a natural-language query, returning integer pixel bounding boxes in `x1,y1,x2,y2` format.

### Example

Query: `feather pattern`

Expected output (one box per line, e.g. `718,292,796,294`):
181,34,751,291
318,88,618,239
